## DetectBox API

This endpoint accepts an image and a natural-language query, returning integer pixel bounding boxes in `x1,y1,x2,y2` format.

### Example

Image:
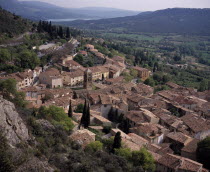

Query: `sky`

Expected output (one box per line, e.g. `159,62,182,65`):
20,0,210,11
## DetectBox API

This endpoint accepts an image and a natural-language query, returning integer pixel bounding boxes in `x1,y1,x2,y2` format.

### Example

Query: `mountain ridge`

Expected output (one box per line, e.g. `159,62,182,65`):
0,0,140,20
58,8,210,35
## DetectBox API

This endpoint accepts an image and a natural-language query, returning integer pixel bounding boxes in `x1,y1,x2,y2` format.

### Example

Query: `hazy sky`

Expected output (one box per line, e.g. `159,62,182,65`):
20,0,210,11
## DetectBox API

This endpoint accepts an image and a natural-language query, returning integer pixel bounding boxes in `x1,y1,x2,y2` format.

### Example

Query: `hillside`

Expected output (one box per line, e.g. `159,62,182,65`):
0,7,30,36
0,0,139,20
61,8,210,35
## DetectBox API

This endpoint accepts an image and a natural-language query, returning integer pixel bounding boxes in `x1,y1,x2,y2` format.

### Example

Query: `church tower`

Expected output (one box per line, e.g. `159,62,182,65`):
83,68,92,90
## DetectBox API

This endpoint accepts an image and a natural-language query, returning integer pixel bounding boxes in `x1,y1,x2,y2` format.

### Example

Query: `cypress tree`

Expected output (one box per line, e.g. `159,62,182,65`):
58,26,64,38
37,20,42,33
114,109,118,122
66,27,70,39
48,21,53,37
68,100,73,118
79,99,87,128
112,132,122,153
84,102,90,128
108,107,114,121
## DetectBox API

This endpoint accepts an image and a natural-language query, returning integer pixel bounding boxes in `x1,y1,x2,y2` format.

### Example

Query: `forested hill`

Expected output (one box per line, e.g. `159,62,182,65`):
0,7,30,36
62,8,210,35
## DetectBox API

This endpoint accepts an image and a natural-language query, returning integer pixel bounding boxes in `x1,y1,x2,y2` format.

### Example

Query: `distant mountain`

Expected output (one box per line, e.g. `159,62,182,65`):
0,0,140,20
60,8,210,35
0,7,30,36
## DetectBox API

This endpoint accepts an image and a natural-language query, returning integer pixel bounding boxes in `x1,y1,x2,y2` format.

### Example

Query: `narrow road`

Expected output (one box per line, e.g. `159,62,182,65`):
0,32,33,47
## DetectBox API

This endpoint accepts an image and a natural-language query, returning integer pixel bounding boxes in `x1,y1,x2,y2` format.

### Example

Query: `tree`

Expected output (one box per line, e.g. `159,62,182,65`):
80,99,90,128
75,104,84,113
66,27,70,39
17,50,40,69
74,54,84,65
153,62,159,72
131,148,155,171
85,141,103,153
58,26,64,38
162,75,171,84
84,102,90,128
144,78,155,87
0,79,26,107
37,20,42,33
199,80,208,92
115,148,132,160
38,105,74,132
68,100,73,118
119,118,130,134
0,49,10,63
113,109,119,123
112,132,122,153
196,137,210,170
108,107,114,121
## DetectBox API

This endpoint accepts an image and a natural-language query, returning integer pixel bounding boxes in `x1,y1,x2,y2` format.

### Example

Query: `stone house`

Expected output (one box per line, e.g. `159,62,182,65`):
21,86,45,106
125,109,160,127
165,132,193,154
127,95,145,110
62,69,84,87
39,68,63,88
180,114,210,140
69,129,96,149
104,64,122,78
93,52,106,64
1,69,38,90
112,56,125,64
104,76,124,85
91,114,112,126
130,123,168,144
89,66,102,81
132,66,150,80
131,83,154,97
127,133,149,148
181,138,199,161
151,108,184,131
63,60,84,72
156,153,205,172
100,94,112,118
44,96,71,113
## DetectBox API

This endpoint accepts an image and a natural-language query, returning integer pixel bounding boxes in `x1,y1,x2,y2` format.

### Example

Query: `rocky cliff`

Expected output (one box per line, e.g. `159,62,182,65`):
0,95,29,147
0,96,55,171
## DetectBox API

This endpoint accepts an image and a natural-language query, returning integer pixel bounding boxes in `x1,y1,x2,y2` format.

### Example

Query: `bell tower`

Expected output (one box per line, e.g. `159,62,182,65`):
83,68,92,90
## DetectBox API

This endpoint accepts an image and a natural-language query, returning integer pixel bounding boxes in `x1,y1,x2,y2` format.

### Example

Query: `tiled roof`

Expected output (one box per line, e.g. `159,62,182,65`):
126,110,148,124
181,138,199,153
100,94,112,105
132,66,150,72
42,68,60,77
157,153,203,171
112,56,124,61
122,138,141,151
166,132,192,145
127,133,148,148
181,114,210,133
65,60,81,67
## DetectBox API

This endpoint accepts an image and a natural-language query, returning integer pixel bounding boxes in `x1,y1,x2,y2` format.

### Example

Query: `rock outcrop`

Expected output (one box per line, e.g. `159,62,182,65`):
0,96,30,146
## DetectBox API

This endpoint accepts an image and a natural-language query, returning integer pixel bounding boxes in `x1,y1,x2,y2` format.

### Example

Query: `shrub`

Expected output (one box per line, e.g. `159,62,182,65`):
37,106,74,132
131,148,155,171
115,148,132,160
85,141,103,153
